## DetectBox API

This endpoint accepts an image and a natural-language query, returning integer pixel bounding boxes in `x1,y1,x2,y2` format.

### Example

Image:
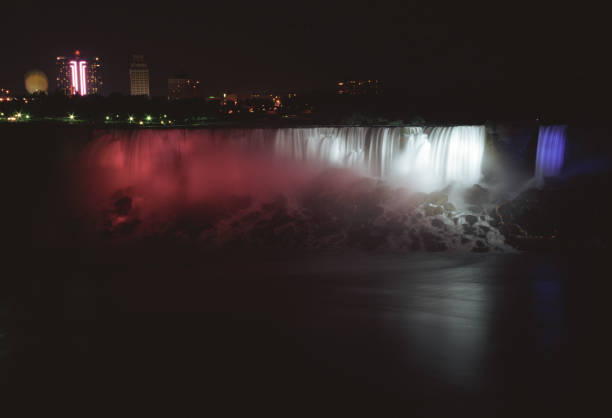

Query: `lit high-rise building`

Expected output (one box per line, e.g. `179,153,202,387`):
56,50,103,96
129,54,150,97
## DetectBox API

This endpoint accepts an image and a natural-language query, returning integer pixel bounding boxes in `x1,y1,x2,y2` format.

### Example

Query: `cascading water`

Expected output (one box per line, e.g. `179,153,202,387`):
86,126,485,193
428,126,485,186
274,125,485,191
535,125,567,181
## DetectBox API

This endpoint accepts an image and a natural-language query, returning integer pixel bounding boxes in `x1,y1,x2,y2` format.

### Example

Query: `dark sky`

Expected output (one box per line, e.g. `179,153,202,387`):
2,1,608,97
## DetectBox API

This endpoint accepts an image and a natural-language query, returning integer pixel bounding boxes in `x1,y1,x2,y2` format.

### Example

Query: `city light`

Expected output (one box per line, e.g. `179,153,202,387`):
79,61,87,95
146,115,152,121
139,121,144,125
129,116,134,122
105,116,110,120
69,61,79,94
68,58,88,95
68,113,75,120
16,112,22,118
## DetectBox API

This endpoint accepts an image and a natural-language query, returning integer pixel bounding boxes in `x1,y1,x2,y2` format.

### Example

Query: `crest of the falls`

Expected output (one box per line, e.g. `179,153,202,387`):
535,125,567,181
274,126,485,191
85,125,485,194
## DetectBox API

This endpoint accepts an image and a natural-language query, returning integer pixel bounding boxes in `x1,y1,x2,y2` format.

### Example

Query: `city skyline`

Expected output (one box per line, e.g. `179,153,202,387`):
3,2,608,104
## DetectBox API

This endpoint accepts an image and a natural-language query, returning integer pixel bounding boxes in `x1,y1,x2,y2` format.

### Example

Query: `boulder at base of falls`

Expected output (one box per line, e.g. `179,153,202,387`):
472,240,489,253
424,204,444,217
442,202,456,212
462,224,477,235
425,191,448,205
464,184,490,206
465,214,479,226
420,230,448,252
431,218,446,229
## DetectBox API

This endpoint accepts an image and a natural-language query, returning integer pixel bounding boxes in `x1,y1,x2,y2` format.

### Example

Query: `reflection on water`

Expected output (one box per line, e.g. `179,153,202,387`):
533,269,566,350
7,250,576,415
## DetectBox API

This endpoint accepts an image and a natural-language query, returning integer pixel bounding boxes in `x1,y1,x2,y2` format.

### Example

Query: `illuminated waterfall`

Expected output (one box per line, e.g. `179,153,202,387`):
274,126,485,190
87,126,486,194
428,126,485,185
535,126,567,181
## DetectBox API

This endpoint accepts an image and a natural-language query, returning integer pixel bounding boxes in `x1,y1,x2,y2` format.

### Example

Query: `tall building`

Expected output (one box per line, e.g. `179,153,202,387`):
129,54,150,97
56,50,103,95
168,75,201,99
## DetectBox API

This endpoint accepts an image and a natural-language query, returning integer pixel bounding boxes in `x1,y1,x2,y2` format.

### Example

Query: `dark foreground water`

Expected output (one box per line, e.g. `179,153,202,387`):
2,248,604,416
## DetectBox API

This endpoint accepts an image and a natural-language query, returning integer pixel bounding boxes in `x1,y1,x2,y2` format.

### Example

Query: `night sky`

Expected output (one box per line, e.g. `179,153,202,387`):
3,1,608,98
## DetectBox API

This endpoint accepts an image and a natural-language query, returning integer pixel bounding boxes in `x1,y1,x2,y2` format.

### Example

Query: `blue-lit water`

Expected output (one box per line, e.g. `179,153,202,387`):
535,125,567,181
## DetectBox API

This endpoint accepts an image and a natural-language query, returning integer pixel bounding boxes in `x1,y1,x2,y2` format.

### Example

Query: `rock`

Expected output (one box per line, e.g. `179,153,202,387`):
467,205,483,213
479,225,490,234
410,192,427,206
472,240,490,253
114,196,132,215
442,202,456,211
420,230,447,251
465,215,478,226
463,224,477,235
424,204,444,217
431,218,445,229
409,229,421,251
461,237,471,244
464,184,490,206
426,191,448,205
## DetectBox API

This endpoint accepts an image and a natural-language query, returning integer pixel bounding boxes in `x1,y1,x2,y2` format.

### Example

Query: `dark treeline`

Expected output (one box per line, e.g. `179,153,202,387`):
1,84,608,126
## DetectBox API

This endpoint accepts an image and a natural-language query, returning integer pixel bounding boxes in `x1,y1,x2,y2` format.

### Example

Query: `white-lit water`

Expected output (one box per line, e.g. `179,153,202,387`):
274,126,485,191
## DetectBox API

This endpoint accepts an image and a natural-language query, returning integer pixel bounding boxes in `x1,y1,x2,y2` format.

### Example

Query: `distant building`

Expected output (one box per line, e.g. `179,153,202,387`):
222,92,238,105
0,88,13,102
56,50,102,95
129,55,150,97
168,75,201,99
337,80,380,95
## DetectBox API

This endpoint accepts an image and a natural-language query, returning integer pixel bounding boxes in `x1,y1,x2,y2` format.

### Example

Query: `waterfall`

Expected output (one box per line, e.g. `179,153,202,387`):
86,125,486,193
535,125,567,181
274,126,485,190
428,126,485,185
